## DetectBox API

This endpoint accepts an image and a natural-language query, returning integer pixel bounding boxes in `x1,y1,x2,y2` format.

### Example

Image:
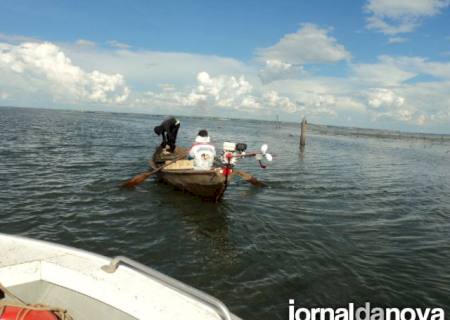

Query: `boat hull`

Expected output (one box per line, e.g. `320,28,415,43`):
150,161,228,201
150,147,231,201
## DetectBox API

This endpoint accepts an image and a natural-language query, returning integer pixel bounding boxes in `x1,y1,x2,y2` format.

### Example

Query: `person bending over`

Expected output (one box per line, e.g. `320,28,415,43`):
154,117,180,153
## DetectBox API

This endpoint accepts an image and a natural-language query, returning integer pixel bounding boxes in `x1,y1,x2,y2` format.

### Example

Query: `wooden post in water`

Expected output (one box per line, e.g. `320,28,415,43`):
300,117,307,147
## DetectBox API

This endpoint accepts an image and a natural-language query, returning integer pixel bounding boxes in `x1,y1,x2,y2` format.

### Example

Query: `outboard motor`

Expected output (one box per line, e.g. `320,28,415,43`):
221,142,247,165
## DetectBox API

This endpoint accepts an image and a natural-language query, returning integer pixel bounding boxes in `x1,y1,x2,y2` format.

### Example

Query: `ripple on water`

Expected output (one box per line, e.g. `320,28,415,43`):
1,107,449,320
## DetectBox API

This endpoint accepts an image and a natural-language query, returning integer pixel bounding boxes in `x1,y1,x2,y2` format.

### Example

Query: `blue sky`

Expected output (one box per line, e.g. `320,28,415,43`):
0,0,449,133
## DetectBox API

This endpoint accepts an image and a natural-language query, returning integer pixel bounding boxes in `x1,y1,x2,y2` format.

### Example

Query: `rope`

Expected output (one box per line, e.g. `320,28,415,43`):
0,282,73,320
0,282,27,305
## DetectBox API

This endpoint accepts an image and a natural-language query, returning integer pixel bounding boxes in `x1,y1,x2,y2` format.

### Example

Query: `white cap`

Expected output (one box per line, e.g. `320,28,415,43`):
195,135,210,143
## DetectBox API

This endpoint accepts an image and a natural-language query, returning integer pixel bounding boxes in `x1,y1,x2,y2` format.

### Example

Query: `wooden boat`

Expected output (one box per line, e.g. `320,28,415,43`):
149,147,231,201
0,233,240,320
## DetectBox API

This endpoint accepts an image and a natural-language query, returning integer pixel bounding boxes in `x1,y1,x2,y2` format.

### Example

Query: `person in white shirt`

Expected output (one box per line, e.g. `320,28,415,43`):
188,130,216,170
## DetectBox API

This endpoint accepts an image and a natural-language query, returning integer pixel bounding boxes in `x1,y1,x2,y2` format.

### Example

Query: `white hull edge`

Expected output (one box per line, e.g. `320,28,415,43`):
0,233,240,320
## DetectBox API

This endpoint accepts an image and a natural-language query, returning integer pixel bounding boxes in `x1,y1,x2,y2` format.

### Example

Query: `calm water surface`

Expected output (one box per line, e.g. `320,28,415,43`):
1,107,449,319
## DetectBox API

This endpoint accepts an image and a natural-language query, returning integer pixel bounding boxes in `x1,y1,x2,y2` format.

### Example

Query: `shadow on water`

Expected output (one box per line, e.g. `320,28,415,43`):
133,177,242,261
156,184,237,256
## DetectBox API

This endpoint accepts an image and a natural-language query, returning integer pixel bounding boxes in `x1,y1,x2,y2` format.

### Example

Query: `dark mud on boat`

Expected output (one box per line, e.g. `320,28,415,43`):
1,107,450,320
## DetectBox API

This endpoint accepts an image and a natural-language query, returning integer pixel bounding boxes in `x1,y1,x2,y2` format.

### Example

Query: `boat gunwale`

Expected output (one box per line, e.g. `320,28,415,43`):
0,233,238,320
149,147,229,201
149,160,223,176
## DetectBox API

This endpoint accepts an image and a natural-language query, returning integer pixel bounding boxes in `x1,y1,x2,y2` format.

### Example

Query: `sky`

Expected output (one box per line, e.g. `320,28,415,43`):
0,0,449,133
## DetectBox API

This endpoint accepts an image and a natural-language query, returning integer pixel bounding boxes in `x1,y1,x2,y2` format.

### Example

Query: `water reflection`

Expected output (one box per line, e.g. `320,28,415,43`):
163,190,238,263
299,145,306,160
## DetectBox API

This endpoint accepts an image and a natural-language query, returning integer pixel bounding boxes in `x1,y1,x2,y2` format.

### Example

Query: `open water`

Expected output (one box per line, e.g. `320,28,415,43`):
1,107,449,319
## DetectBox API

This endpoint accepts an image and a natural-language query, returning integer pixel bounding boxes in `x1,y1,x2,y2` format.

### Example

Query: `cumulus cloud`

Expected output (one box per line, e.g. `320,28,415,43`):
367,88,405,109
352,56,450,125
0,41,130,104
366,88,421,122
137,72,257,109
182,72,256,108
75,39,96,47
137,71,305,115
258,60,306,84
378,55,450,79
0,33,40,45
354,63,450,125
365,0,450,35
264,64,450,127
388,36,408,44
61,44,254,89
366,15,418,35
1,33,449,131
262,90,297,113
258,77,367,117
256,23,350,65
351,55,450,90
367,0,449,17
351,60,416,85
106,40,131,49
395,81,450,124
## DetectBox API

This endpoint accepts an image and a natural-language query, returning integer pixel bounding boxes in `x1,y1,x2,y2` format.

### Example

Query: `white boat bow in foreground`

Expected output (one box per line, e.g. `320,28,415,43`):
0,233,240,320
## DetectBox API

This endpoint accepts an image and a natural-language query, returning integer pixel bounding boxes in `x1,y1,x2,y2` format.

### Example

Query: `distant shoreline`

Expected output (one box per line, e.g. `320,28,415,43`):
1,104,450,139
307,123,450,142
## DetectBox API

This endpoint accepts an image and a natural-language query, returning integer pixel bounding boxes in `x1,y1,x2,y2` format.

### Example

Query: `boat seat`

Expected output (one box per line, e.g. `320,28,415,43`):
164,160,194,170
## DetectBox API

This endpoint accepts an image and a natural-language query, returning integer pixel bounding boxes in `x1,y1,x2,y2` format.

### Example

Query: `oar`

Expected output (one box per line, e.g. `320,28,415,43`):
234,170,267,187
121,158,180,188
